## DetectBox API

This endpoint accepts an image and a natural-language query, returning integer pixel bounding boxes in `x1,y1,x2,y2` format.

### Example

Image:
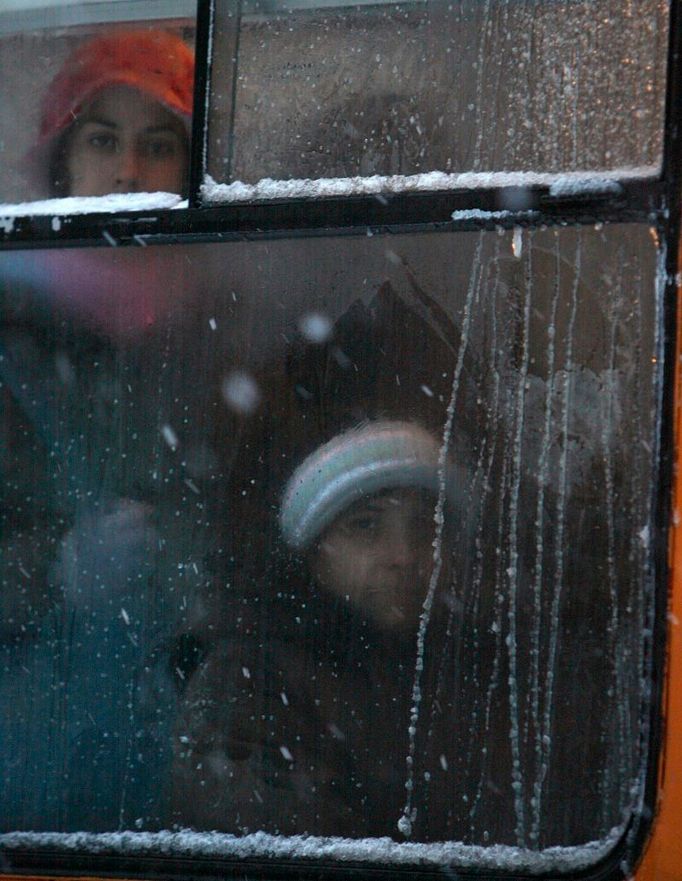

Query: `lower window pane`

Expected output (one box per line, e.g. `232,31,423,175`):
0,225,661,869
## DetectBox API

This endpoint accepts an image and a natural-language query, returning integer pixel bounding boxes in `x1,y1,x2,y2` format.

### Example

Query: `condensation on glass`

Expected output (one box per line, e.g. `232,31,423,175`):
0,224,661,864
0,1,195,205
206,0,668,188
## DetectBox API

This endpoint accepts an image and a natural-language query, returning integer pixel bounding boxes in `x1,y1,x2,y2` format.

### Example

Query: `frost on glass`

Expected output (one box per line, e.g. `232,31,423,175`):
206,0,667,189
0,225,660,868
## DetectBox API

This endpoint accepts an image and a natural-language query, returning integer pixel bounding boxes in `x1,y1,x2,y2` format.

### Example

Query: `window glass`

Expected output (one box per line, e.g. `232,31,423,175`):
0,224,660,869
0,2,195,206
205,0,668,197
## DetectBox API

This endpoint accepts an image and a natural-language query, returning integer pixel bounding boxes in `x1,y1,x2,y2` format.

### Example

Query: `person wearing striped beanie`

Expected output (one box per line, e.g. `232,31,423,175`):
279,418,460,633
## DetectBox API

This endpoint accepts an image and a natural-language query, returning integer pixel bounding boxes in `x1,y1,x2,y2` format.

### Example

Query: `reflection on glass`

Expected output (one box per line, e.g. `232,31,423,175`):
0,23,194,203
0,226,661,864
207,0,667,188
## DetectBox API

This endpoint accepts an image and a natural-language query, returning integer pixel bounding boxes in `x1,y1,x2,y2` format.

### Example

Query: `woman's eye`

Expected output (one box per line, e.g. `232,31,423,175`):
145,138,177,159
87,132,116,151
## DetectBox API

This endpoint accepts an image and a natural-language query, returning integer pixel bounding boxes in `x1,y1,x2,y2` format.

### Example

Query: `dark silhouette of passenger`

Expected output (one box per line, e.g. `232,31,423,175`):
169,275,617,846
1,29,196,831
171,422,458,837
170,283,482,838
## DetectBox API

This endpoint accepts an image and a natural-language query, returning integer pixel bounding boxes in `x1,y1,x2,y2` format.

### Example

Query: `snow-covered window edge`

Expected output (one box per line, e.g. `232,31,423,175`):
0,192,187,226
0,167,660,226
200,166,660,204
0,825,625,874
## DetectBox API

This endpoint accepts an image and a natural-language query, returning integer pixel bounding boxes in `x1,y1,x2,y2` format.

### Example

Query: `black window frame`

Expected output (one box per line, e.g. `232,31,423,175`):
1,0,681,879
0,0,676,249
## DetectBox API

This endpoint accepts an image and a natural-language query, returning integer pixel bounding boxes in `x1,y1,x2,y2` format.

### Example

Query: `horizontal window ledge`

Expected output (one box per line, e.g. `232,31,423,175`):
0,178,668,250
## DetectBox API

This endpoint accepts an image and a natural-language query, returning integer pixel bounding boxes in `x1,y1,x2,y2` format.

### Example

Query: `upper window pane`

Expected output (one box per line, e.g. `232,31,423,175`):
205,0,668,199
0,2,195,207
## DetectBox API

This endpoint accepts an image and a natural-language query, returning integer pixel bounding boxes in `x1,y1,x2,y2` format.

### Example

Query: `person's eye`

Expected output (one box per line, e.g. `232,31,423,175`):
144,138,177,159
87,132,117,152
344,514,380,534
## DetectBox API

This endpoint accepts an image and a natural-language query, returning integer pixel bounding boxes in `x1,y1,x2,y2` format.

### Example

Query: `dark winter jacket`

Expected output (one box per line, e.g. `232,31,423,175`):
168,540,517,845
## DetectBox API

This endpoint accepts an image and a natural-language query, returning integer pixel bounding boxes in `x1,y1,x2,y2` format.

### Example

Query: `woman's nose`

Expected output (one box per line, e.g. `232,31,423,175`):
114,144,141,192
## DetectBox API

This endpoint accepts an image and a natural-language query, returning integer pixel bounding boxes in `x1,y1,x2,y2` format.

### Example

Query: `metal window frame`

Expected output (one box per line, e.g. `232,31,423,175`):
1,0,682,879
0,0,676,249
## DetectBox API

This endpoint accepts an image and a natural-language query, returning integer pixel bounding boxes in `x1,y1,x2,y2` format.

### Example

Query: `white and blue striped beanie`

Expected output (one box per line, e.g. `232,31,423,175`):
279,420,450,551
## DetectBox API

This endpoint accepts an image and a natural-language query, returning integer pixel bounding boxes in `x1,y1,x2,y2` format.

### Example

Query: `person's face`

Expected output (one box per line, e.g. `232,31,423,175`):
309,488,436,632
65,84,188,197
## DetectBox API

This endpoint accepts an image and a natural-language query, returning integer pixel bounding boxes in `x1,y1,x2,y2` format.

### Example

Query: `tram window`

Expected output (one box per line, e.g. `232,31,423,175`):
204,0,667,198
0,223,662,872
0,2,195,206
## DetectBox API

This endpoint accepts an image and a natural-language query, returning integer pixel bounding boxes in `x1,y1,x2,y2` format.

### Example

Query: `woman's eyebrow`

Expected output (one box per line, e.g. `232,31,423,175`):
81,116,117,129
143,124,183,136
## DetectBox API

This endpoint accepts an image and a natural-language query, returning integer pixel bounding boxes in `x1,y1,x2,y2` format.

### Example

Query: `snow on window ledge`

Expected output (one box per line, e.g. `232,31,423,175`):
450,208,539,221
201,166,658,204
0,192,187,223
0,825,625,874
0,167,657,229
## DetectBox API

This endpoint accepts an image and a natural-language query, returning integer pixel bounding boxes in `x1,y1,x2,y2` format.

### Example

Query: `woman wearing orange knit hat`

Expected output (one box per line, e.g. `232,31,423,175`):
23,29,194,198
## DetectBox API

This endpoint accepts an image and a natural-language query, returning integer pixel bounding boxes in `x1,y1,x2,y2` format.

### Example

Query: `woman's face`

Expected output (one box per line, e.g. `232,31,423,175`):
64,84,188,197
309,488,436,632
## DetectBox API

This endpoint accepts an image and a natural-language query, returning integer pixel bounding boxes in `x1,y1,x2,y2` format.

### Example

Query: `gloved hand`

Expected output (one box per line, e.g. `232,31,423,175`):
53,498,158,614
